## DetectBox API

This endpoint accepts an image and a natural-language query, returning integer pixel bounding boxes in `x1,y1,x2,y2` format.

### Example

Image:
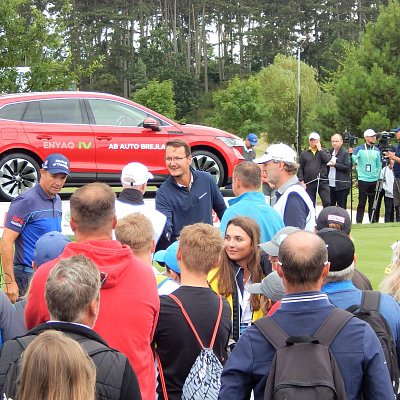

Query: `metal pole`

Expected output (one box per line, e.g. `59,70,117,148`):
297,46,301,156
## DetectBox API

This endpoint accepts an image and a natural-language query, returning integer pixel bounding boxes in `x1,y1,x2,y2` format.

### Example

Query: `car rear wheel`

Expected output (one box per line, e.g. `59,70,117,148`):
191,150,225,187
0,153,40,201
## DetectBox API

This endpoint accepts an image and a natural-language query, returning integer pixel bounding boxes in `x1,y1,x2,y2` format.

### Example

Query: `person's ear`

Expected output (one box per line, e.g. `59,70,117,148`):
70,217,77,233
322,261,331,278
111,215,118,229
150,239,156,254
177,247,182,261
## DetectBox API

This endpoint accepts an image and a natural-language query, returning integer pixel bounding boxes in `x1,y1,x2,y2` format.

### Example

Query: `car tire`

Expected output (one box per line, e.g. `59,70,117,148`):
191,150,225,187
0,153,40,201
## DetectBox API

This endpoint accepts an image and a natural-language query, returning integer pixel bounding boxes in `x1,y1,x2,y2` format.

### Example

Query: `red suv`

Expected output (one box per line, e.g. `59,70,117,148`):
0,91,244,200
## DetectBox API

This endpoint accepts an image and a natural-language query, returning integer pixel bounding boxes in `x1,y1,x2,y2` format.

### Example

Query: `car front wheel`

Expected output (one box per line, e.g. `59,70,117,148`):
0,153,40,201
191,150,225,187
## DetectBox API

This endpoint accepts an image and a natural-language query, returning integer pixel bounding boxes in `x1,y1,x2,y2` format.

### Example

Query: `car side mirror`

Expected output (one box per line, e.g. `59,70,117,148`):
143,117,161,131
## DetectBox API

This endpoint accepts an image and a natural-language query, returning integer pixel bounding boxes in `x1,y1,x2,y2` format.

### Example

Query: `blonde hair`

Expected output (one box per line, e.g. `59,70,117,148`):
179,223,224,274
379,243,400,302
115,213,154,255
18,330,96,400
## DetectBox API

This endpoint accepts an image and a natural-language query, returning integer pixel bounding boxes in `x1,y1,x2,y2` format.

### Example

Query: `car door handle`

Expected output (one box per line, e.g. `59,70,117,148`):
36,135,52,140
96,136,112,141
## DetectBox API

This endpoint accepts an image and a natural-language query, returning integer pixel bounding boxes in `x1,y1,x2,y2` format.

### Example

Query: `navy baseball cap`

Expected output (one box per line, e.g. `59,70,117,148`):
33,231,70,267
246,133,258,146
42,154,70,176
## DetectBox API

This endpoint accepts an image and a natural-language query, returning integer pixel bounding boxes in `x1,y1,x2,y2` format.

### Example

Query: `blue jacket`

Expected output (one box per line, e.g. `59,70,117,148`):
219,291,394,400
323,280,400,363
219,192,284,242
155,168,226,241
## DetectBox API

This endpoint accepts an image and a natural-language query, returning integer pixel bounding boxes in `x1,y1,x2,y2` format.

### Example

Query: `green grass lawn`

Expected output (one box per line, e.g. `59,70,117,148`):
351,222,399,289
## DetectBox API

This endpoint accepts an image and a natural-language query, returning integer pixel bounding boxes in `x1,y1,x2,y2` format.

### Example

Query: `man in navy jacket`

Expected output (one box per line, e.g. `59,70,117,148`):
219,231,393,400
156,139,226,246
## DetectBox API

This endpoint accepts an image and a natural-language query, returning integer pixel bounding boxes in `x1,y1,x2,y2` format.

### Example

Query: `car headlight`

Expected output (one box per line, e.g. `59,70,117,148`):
216,136,245,148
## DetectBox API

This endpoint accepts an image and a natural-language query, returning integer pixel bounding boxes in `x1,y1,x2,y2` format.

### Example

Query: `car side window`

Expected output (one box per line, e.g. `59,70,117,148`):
87,99,148,127
22,101,42,122
0,102,28,121
39,99,84,124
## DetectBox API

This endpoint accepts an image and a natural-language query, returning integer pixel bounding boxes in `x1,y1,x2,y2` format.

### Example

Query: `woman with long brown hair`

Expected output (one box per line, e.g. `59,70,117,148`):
17,330,96,400
209,216,269,341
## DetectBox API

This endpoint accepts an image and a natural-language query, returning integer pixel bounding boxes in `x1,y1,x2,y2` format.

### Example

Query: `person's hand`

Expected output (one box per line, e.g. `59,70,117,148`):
4,281,19,304
300,180,306,189
316,140,322,151
348,147,354,154
386,151,395,160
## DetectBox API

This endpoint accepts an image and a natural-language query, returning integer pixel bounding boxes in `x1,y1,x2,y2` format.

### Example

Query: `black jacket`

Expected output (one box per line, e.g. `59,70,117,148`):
298,148,331,183
0,321,141,400
230,253,272,341
328,146,351,190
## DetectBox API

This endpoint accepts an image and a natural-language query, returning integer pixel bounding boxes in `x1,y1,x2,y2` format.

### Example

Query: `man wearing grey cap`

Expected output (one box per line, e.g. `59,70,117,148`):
1,153,70,302
247,271,285,315
298,132,331,208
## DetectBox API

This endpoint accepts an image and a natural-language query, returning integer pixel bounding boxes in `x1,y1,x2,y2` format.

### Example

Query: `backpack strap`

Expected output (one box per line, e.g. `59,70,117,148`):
313,308,354,346
168,293,223,349
361,290,381,312
253,317,288,350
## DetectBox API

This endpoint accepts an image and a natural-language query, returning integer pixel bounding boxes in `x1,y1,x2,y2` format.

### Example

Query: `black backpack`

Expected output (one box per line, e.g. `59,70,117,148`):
254,308,353,400
345,290,400,398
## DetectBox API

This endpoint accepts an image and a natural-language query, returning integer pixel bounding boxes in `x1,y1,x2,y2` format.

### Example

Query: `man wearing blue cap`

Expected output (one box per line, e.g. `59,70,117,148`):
386,127,400,221
242,133,258,161
1,153,70,302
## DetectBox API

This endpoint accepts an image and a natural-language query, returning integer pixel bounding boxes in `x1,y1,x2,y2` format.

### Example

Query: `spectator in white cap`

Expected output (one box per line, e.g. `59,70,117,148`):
298,132,331,208
349,129,382,223
115,162,166,244
254,143,315,231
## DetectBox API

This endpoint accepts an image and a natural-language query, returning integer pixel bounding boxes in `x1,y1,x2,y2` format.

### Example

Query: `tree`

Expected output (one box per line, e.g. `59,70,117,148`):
332,0,400,134
257,54,320,146
132,79,176,119
207,75,267,137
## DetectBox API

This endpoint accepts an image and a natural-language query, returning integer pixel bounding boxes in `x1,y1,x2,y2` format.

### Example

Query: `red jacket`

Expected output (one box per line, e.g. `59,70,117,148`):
25,239,160,400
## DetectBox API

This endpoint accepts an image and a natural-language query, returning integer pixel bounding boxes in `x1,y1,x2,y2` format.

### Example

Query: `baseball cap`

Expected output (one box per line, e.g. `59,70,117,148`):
253,143,297,165
42,154,70,176
246,133,258,146
247,271,285,302
309,132,320,140
316,206,351,235
164,241,180,274
153,250,166,265
317,229,355,272
33,231,70,268
121,162,154,186
363,129,376,138
259,226,300,256
393,127,400,133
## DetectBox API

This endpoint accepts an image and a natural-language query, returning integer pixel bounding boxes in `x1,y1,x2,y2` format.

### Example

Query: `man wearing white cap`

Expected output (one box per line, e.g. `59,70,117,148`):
298,132,331,208
349,129,381,223
115,162,166,244
254,143,315,231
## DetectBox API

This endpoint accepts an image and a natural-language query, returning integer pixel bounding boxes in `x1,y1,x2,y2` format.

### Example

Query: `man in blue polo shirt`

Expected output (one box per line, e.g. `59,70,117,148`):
1,153,70,303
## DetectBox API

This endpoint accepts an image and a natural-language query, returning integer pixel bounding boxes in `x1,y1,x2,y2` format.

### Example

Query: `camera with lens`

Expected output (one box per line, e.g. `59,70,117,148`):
376,131,395,154
343,130,358,147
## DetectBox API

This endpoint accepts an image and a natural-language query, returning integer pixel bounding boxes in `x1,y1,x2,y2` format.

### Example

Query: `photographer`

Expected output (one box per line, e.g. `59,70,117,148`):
349,129,382,223
385,127,400,222
328,133,351,209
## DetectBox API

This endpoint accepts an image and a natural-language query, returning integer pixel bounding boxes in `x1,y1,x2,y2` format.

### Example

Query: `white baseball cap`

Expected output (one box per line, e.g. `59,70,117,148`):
253,143,297,164
309,132,320,140
121,162,153,186
363,129,376,138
